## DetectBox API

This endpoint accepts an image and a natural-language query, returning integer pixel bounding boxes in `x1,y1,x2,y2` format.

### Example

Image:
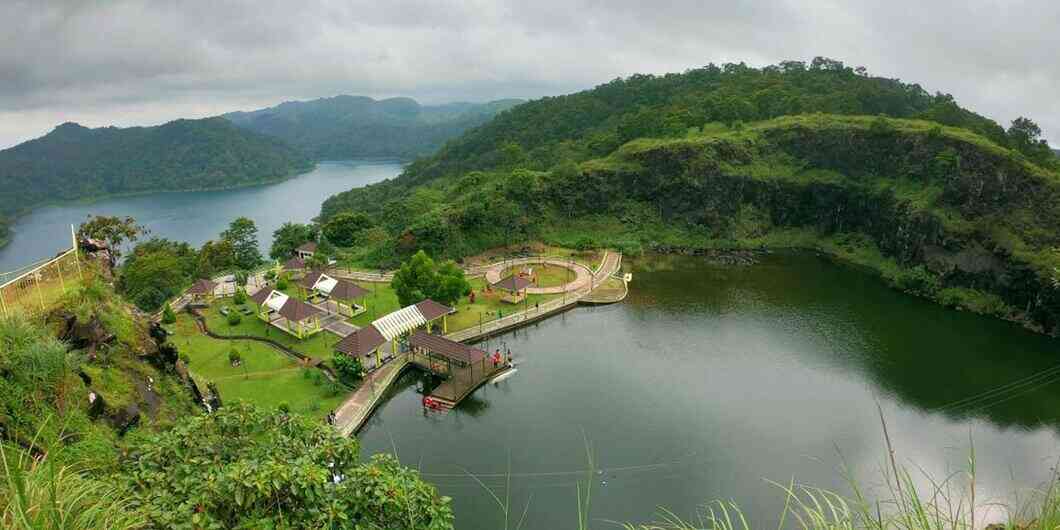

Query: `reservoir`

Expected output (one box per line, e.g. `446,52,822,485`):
358,252,1060,529
0,160,402,274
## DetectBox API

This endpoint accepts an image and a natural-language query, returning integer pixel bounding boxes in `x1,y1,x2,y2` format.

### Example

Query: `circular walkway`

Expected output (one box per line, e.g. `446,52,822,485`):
482,257,591,294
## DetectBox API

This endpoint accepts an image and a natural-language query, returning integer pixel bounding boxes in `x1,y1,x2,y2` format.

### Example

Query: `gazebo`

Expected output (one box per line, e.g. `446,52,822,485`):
186,278,218,305
299,271,369,317
408,330,497,403
295,241,317,260
283,256,306,278
492,275,532,304
335,324,388,370
249,288,324,339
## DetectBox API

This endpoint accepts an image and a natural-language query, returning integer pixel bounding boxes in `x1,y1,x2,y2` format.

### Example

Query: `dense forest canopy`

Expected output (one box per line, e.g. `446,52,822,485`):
0,117,312,247
316,58,1060,335
224,95,523,160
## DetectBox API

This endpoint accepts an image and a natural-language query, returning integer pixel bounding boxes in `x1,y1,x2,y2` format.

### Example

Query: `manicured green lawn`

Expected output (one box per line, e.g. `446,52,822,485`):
501,263,575,288
170,313,346,418
199,298,343,363
348,281,401,327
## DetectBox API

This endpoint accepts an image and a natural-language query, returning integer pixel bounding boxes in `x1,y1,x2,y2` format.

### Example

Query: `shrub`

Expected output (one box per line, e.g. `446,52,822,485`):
277,401,290,414
276,276,289,290
161,302,176,324
333,353,364,384
226,312,242,326
228,349,242,366
232,288,247,305
179,353,191,366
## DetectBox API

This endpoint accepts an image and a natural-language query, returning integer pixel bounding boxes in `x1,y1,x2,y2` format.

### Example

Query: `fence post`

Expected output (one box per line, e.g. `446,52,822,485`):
57,258,67,293
70,225,84,281
34,273,45,312
0,286,7,318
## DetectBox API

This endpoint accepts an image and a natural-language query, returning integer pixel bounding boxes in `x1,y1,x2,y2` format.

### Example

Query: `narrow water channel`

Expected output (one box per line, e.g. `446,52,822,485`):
358,252,1060,529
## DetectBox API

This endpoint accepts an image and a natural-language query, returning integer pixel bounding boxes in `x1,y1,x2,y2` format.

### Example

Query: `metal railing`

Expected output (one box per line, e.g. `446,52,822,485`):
0,227,84,318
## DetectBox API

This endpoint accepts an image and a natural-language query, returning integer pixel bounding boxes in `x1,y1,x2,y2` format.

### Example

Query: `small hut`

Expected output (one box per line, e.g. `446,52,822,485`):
335,324,388,370
300,271,369,317
492,275,532,304
295,242,317,260
283,256,306,278
186,278,218,305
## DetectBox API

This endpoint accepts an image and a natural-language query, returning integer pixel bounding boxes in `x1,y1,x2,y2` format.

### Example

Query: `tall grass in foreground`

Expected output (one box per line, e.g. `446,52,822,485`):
620,408,1060,530
0,444,145,530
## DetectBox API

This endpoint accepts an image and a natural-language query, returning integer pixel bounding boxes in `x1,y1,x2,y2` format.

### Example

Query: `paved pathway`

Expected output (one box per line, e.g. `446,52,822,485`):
481,257,591,295
333,355,409,436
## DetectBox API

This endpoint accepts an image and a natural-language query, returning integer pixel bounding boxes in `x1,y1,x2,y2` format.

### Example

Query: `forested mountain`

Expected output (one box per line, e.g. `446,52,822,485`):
0,117,312,247
224,95,523,160
318,58,1060,335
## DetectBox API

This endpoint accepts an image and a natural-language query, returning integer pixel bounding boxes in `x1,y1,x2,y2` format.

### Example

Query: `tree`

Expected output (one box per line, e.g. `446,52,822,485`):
77,215,146,265
119,238,198,311
196,239,236,277
221,217,262,270
390,250,470,307
391,250,437,307
270,222,317,260
120,402,453,529
433,260,471,306
1007,117,1054,165
323,212,373,247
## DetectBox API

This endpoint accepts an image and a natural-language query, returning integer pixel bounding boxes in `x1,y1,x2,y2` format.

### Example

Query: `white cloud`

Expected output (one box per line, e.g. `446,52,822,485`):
1,0,1057,148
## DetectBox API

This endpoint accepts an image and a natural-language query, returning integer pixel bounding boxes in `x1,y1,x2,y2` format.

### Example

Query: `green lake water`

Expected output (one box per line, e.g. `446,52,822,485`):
358,252,1060,528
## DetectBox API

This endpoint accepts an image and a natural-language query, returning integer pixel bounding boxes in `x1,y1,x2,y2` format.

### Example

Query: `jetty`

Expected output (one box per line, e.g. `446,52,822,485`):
332,250,624,435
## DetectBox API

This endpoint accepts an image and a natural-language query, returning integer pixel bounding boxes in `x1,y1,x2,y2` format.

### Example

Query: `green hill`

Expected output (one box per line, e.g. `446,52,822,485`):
318,59,1060,335
224,95,523,160
0,117,313,246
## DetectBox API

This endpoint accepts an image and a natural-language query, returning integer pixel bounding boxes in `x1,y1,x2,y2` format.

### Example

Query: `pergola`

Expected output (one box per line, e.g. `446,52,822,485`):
186,278,218,304
370,298,452,355
335,324,388,370
249,288,324,339
492,274,532,304
299,271,369,317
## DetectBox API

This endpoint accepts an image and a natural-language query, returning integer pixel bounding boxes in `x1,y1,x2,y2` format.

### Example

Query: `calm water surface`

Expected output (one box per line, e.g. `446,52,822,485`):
359,253,1060,529
0,160,402,273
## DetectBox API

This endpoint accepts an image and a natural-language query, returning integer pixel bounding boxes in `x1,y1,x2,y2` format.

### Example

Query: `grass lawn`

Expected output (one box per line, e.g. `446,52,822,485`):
446,278,562,332
170,313,346,418
199,298,344,363
501,263,575,289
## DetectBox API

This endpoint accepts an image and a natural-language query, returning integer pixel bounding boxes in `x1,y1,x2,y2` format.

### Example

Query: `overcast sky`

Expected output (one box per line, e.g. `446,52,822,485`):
1,0,1057,149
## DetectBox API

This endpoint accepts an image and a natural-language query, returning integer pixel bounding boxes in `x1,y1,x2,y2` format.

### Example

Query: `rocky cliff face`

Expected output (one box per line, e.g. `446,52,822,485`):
583,118,1060,334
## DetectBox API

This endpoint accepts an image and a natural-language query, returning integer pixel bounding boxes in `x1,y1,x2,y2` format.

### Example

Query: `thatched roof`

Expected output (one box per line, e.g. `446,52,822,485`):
335,325,387,357
492,275,532,292
187,278,218,295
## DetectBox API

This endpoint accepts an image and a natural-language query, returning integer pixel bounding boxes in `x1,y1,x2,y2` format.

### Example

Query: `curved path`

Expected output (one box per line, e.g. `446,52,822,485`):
482,257,591,294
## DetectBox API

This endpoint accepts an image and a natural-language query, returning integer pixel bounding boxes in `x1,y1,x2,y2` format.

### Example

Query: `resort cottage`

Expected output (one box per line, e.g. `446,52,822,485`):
249,287,324,339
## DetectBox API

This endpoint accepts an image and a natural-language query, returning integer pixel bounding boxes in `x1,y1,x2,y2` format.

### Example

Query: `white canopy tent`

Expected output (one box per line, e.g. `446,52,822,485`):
312,273,339,295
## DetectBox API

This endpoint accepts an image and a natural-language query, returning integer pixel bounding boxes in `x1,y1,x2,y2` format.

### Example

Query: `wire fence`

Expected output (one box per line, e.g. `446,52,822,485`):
0,247,85,318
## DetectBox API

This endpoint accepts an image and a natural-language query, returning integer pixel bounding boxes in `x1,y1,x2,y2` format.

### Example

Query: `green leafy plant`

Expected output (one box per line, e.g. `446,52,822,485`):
226,311,242,326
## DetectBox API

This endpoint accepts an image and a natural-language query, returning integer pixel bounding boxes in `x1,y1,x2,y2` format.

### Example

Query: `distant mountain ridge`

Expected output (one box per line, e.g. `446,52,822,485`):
223,95,523,160
0,117,312,247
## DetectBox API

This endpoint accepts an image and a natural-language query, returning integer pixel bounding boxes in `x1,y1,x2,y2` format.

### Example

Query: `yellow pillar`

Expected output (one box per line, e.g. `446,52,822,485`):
443,315,448,334
375,347,381,368
426,321,432,333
